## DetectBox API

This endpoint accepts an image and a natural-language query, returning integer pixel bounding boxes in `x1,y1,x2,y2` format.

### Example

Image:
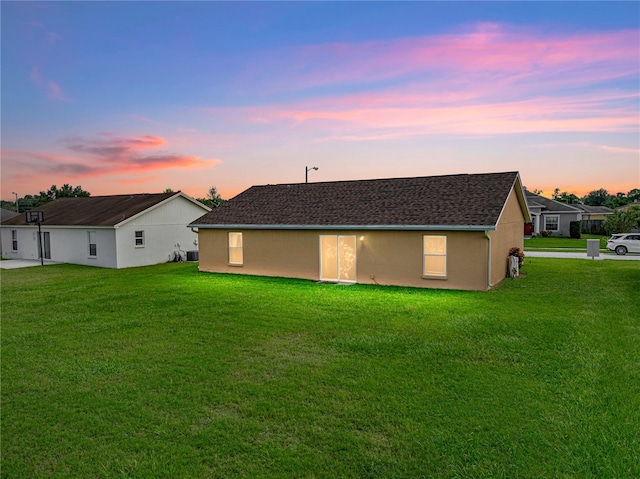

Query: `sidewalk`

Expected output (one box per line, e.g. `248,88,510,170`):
525,251,640,261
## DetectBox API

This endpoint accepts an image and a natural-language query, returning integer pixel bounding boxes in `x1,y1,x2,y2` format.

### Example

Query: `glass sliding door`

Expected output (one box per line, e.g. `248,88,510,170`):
320,235,356,282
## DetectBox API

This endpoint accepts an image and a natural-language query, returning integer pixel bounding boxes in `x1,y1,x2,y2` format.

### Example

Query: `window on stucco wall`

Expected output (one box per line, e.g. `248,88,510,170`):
228,232,243,266
423,235,447,278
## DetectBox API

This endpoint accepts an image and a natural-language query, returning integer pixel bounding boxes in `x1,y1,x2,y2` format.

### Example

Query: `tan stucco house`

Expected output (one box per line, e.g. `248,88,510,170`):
190,171,530,291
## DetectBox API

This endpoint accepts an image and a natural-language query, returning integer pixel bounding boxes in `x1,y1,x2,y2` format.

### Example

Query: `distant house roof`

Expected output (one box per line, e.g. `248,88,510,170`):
619,201,640,212
572,204,614,214
1,192,207,227
192,171,529,230
524,191,582,213
0,208,19,222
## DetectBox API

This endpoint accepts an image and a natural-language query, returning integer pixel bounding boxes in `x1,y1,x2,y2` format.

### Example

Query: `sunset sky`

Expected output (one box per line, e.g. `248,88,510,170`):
2,1,639,202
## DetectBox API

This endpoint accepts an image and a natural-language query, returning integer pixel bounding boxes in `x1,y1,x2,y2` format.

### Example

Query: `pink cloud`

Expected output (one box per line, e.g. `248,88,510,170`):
206,23,638,142
0,134,221,189
29,66,72,102
244,23,638,93
203,88,638,140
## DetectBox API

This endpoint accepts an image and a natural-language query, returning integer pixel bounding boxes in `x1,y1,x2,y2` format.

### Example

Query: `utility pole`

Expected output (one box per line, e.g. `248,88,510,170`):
305,166,318,183
12,191,19,213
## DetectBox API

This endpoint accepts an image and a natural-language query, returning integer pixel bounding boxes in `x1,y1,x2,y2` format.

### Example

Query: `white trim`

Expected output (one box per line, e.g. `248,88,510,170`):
544,215,560,231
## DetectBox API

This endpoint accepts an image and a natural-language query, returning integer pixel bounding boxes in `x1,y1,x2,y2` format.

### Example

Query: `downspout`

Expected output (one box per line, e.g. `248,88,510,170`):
485,230,494,289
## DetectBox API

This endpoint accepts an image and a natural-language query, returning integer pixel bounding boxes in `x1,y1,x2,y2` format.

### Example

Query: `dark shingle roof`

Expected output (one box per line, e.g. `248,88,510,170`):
0,193,176,227
192,171,522,229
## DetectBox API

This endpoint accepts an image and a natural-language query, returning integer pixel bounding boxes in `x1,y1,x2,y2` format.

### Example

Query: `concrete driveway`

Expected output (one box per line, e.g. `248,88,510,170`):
0,259,60,269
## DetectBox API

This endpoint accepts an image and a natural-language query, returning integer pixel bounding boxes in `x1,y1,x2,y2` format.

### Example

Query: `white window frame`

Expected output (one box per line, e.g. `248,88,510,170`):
228,232,243,266
423,235,447,279
544,215,560,232
11,230,18,251
88,231,97,258
135,230,145,247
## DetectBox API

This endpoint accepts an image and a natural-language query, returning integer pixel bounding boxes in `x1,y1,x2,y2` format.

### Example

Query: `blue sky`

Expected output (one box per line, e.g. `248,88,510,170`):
2,1,638,201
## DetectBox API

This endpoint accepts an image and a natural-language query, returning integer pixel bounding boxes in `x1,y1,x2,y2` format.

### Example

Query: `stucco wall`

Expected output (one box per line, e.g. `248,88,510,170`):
198,228,493,291
489,188,526,285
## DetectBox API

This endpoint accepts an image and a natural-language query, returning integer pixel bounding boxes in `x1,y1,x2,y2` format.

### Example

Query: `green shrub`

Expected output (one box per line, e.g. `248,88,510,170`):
570,221,582,239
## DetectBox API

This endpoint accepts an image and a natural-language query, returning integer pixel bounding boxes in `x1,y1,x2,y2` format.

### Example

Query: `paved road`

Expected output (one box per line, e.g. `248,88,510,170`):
526,251,640,261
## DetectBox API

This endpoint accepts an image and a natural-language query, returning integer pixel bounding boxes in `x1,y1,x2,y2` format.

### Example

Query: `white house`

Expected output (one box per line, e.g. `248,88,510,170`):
0,192,210,268
525,191,582,237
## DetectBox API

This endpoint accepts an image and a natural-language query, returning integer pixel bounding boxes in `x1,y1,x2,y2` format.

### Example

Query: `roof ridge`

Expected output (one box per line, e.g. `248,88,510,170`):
255,171,518,188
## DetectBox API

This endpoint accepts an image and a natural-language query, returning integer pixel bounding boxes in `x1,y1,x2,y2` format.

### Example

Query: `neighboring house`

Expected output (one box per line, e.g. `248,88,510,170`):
572,204,614,235
190,171,530,291
618,201,640,212
525,191,581,237
0,192,210,268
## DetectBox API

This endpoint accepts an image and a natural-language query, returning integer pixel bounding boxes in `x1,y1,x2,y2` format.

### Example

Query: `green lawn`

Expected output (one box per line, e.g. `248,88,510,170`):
2,260,638,478
524,234,607,252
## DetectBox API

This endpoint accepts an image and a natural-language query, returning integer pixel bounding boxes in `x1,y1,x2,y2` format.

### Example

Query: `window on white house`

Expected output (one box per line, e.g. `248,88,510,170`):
228,232,243,265
88,231,97,257
11,230,18,251
544,216,559,231
423,235,447,278
135,230,145,247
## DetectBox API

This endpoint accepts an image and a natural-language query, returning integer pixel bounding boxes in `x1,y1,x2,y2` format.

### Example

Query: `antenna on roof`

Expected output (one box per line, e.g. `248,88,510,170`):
305,166,318,183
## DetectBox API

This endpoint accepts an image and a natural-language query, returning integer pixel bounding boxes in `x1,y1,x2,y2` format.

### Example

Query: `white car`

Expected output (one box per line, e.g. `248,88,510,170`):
606,233,640,255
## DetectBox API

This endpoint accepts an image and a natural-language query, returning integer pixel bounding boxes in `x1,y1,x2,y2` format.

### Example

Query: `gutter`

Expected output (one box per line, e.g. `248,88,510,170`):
189,224,497,232
485,230,494,289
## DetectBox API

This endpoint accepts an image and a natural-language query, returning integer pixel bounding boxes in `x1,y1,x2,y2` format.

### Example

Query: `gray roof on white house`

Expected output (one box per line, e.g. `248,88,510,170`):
0,208,19,222
525,191,582,214
572,204,614,214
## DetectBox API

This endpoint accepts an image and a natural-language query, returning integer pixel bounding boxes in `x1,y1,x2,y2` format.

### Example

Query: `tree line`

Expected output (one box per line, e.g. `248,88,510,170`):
538,187,640,209
1,184,224,212
1,184,91,212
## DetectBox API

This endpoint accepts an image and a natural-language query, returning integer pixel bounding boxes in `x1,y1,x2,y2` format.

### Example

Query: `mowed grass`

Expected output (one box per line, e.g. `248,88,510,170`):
524,235,607,252
1,259,639,478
